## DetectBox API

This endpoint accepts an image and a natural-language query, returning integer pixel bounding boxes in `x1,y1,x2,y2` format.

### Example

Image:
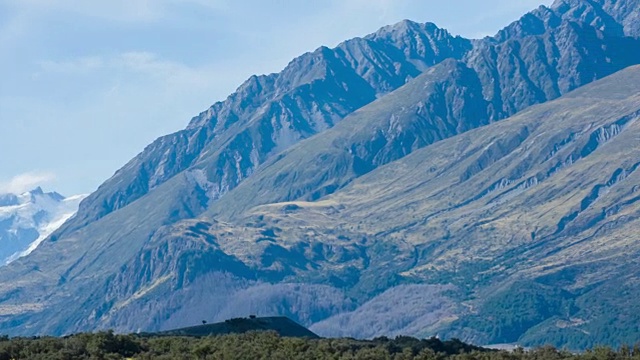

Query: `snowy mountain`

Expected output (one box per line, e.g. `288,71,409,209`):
0,187,86,265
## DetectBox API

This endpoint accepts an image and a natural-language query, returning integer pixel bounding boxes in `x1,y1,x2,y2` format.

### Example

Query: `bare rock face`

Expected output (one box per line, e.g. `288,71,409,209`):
589,0,640,37
1,0,640,350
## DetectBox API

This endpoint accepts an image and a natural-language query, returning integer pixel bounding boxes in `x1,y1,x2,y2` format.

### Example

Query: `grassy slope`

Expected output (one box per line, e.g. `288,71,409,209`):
195,65,640,347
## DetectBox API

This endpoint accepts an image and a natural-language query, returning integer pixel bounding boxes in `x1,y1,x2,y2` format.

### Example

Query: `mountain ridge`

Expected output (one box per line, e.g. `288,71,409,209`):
61,20,471,237
55,0,640,238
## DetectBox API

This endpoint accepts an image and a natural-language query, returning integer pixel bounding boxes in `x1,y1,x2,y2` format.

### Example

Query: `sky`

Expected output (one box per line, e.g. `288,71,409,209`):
0,0,552,196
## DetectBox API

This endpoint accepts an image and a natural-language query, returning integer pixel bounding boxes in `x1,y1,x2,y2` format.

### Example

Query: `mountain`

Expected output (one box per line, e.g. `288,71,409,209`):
306,65,640,346
0,188,86,265
0,0,639,350
56,22,473,240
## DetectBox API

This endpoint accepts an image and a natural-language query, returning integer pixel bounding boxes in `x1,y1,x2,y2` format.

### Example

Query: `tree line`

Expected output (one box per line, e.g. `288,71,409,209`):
0,330,639,360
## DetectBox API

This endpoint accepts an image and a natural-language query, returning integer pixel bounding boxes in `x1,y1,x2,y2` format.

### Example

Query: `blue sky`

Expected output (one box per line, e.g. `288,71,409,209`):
0,0,551,196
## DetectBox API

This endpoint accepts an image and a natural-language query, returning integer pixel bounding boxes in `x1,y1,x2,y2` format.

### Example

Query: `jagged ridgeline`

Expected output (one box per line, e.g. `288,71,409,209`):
0,0,639,350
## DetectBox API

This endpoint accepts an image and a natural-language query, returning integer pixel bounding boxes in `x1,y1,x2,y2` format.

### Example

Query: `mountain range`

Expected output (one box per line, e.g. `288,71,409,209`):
0,188,85,265
0,0,639,350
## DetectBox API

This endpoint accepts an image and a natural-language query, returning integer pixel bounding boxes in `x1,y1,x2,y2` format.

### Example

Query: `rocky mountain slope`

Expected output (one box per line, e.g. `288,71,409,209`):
0,0,638,350
305,66,640,346
0,188,85,265
61,21,472,236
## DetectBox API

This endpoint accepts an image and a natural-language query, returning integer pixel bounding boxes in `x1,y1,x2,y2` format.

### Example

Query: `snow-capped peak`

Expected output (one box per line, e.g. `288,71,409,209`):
0,188,87,265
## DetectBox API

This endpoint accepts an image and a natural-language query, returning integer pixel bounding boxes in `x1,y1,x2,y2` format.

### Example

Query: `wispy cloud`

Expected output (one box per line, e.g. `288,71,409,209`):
3,0,229,23
8,0,162,23
38,56,104,74
113,51,202,82
37,51,221,89
0,172,56,194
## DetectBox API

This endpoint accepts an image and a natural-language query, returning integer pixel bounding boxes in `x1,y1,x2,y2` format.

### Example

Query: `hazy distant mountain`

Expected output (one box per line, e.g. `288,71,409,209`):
0,188,85,265
0,0,638,350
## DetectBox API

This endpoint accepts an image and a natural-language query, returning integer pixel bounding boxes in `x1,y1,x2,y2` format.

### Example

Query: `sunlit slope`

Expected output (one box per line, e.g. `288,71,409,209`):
212,65,640,346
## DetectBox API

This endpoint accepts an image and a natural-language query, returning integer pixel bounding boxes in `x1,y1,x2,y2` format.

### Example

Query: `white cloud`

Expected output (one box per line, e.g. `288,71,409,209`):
166,0,230,12
6,0,162,22
39,51,188,75
2,0,229,23
114,52,195,80
38,56,104,74
36,51,223,91
0,172,56,194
